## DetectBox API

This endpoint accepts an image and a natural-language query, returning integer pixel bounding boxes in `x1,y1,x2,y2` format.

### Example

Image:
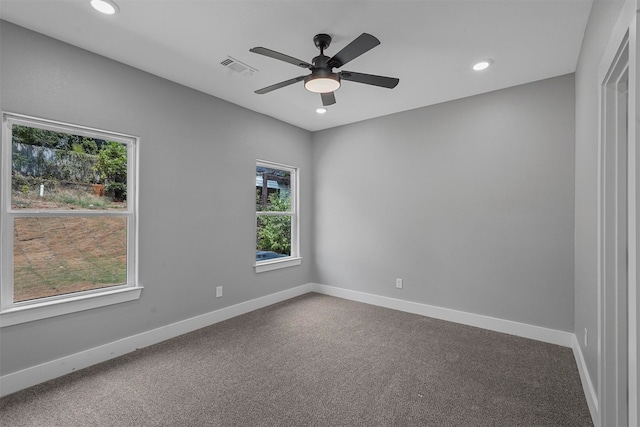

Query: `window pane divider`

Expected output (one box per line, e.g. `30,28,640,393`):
8,210,132,217
256,211,293,216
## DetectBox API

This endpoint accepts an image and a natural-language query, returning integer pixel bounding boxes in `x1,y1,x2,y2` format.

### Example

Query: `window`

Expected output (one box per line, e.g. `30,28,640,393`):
1,113,140,326
255,160,300,272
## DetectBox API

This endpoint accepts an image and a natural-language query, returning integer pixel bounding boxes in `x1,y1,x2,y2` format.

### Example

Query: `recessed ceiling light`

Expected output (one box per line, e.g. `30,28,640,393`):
473,60,493,71
90,0,120,15
316,108,327,114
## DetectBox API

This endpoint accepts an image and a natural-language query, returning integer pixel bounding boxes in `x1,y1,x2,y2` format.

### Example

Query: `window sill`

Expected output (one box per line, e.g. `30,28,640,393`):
0,286,143,327
254,257,302,273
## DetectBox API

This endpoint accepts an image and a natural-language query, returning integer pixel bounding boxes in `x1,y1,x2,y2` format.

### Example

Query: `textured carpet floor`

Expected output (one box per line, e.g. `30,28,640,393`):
0,293,592,426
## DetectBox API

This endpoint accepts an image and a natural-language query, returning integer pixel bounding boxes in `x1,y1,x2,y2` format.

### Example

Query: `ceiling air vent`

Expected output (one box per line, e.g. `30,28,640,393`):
220,56,257,76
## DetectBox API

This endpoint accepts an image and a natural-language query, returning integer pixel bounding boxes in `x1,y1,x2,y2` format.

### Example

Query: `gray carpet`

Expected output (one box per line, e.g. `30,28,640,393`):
0,293,592,426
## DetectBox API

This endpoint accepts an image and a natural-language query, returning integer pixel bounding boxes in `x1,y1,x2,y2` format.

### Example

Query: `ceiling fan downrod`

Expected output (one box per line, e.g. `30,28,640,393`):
312,34,332,69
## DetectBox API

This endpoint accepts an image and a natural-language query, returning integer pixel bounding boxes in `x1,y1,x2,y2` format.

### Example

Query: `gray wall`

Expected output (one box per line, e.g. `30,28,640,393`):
312,74,576,332
0,21,314,375
574,0,626,394
2,6,618,385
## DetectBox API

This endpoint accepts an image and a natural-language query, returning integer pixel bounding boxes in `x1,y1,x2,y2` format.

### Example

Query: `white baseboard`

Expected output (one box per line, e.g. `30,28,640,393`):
1,279,598,426
571,335,599,426
0,283,313,397
310,284,574,347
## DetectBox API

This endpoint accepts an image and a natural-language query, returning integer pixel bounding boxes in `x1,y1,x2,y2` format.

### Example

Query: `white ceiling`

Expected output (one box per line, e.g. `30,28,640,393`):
1,0,593,132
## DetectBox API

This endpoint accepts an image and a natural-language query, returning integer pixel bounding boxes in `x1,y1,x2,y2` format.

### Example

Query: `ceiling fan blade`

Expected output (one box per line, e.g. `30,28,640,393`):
250,47,312,69
327,33,380,68
340,71,399,89
321,92,336,106
255,76,306,94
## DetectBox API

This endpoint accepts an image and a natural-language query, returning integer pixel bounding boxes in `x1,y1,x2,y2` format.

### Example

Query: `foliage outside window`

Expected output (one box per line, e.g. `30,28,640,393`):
255,160,300,272
1,113,140,325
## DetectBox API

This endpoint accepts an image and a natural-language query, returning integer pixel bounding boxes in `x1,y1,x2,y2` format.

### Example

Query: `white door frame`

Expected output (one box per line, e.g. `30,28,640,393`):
630,12,639,425
631,12,640,425
597,6,639,426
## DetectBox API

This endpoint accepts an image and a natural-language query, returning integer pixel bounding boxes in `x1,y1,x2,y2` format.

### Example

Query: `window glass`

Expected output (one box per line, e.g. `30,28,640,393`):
13,216,127,302
12,124,127,210
256,167,291,212
255,162,297,265
256,216,292,260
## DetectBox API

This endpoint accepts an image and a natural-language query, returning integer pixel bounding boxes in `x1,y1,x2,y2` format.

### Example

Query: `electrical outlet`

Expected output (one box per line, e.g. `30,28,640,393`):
396,278,403,289
584,328,588,347
216,286,223,298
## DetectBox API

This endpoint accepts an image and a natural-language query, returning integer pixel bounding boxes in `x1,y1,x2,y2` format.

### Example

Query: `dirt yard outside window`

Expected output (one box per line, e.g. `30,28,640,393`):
12,191,127,303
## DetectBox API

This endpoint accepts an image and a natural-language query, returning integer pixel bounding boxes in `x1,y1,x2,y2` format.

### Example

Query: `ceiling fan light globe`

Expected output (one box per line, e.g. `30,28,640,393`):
304,73,340,93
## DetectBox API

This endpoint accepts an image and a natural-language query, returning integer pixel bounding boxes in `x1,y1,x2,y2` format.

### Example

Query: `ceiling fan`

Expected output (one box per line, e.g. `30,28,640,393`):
250,33,399,106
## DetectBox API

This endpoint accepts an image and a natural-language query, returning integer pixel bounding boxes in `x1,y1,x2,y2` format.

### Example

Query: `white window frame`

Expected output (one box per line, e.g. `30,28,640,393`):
0,113,141,327
254,159,301,273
